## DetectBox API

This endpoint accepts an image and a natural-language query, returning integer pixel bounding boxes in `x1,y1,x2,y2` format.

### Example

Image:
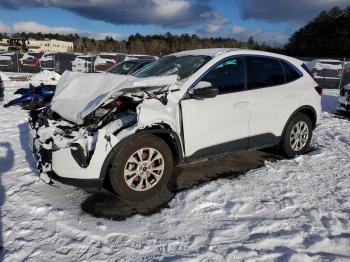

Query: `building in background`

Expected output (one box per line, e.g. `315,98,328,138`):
0,38,74,53
0,38,9,51
27,39,74,52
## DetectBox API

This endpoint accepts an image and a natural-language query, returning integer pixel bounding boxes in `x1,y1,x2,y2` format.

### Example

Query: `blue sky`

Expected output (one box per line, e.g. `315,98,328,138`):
0,0,348,45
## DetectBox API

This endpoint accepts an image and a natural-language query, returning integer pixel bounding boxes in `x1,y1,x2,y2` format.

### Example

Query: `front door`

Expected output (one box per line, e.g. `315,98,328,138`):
181,57,251,159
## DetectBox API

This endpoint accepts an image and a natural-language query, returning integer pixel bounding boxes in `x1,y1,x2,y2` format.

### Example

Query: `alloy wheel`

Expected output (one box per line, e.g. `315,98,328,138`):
123,147,165,192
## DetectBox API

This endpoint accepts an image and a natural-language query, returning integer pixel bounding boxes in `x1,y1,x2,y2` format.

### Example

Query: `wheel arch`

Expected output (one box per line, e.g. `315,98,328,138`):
281,105,317,139
98,125,184,187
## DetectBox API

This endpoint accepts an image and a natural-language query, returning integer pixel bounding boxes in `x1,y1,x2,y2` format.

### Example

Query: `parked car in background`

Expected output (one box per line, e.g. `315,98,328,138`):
41,52,78,74
0,52,20,72
29,49,321,202
21,52,43,73
338,83,350,113
340,62,350,88
40,52,55,70
94,53,126,72
106,59,155,75
307,59,343,88
124,54,158,61
72,54,96,73
0,73,4,101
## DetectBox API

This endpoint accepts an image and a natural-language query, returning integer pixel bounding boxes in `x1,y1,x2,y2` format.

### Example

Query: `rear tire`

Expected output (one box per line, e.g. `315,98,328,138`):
109,134,173,201
280,113,313,158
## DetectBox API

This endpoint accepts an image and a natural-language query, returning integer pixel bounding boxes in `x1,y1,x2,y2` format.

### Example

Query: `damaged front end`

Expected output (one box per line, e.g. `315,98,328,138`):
29,95,139,184
25,70,181,187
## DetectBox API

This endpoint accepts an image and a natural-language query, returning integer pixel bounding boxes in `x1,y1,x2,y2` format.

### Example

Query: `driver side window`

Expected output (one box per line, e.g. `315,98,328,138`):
202,57,245,94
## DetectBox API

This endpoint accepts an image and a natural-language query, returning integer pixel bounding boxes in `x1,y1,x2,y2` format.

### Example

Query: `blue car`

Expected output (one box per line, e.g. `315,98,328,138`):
3,83,55,110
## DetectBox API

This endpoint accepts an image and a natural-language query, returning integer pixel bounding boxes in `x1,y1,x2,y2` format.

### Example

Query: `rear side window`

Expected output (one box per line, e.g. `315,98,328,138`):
247,56,285,89
280,60,302,83
302,63,314,78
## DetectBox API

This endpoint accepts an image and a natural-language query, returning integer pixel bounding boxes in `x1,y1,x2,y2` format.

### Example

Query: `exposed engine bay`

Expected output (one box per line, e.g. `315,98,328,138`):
29,86,175,183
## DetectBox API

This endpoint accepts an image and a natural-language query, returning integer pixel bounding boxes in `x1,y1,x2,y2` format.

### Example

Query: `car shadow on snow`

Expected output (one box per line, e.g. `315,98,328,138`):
0,142,15,258
81,149,287,220
18,122,37,172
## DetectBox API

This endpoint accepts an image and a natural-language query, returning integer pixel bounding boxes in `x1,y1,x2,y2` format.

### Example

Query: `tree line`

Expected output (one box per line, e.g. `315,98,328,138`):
0,31,280,55
0,6,349,58
285,6,350,58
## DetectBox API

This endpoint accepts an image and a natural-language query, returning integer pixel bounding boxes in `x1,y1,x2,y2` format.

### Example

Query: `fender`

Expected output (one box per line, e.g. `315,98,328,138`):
280,105,317,141
98,127,184,185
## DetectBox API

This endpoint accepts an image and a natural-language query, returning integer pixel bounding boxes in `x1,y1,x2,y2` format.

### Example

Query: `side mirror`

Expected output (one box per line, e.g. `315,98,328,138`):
191,81,219,99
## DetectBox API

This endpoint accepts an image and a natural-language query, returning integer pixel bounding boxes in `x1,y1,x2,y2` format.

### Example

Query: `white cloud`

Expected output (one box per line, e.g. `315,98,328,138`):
153,0,190,19
227,26,289,46
201,11,230,34
0,22,11,33
0,21,123,40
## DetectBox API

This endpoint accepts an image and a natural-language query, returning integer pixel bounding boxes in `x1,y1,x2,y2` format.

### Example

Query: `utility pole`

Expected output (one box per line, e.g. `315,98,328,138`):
338,57,346,90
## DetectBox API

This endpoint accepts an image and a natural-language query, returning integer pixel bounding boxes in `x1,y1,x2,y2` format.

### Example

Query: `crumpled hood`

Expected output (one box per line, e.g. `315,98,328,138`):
50,71,178,124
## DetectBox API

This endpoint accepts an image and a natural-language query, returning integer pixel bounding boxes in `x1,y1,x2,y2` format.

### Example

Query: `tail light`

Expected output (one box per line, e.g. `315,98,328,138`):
34,57,40,66
115,99,124,110
314,85,323,96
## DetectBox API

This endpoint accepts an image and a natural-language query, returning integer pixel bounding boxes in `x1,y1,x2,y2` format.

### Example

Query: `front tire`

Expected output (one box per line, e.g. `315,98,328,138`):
109,134,174,201
280,113,313,158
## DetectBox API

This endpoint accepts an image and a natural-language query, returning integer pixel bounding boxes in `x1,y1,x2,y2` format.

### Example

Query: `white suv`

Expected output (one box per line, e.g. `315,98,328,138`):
29,49,322,201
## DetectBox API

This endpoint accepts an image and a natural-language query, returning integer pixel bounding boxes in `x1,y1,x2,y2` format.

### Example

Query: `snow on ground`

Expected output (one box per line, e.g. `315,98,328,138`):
0,71,9,81
30,70,61,86
0,83,349,261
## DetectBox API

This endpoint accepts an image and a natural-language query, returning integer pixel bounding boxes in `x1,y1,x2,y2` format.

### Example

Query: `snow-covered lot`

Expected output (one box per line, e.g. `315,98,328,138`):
0,80,349,261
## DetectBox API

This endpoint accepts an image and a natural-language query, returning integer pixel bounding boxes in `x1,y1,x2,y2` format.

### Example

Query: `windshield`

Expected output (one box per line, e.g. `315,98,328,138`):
133,55,211,79
107,60,141,74
99,55,116,60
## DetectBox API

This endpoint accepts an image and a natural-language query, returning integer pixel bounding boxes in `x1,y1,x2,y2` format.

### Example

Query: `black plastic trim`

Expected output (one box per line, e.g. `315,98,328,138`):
185,137,248,163
51,172,102,189
282,105,317,133
248,133,280,150
70,143,88,168
184,133,280,163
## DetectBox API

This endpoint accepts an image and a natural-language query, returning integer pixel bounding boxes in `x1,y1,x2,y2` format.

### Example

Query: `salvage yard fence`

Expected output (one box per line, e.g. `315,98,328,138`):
1,51,349,89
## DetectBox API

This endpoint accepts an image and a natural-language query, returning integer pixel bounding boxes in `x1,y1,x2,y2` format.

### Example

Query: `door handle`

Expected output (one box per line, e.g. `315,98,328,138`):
233,101,249,107
286,93,297,99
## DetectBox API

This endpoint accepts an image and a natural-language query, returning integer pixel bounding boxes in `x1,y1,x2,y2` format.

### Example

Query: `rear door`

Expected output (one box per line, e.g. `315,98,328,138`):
246,56,303,148
181,57,251,159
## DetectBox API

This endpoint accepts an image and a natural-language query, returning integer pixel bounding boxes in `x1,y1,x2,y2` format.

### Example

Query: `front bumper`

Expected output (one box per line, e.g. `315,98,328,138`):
29,110,137,188
50,172,102,189
337,95,350,112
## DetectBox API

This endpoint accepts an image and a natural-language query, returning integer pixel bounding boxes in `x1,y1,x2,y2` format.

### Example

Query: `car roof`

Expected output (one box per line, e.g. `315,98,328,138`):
169,48,303,65
312,59,341,63
171,48,236,57
126,58,154,62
